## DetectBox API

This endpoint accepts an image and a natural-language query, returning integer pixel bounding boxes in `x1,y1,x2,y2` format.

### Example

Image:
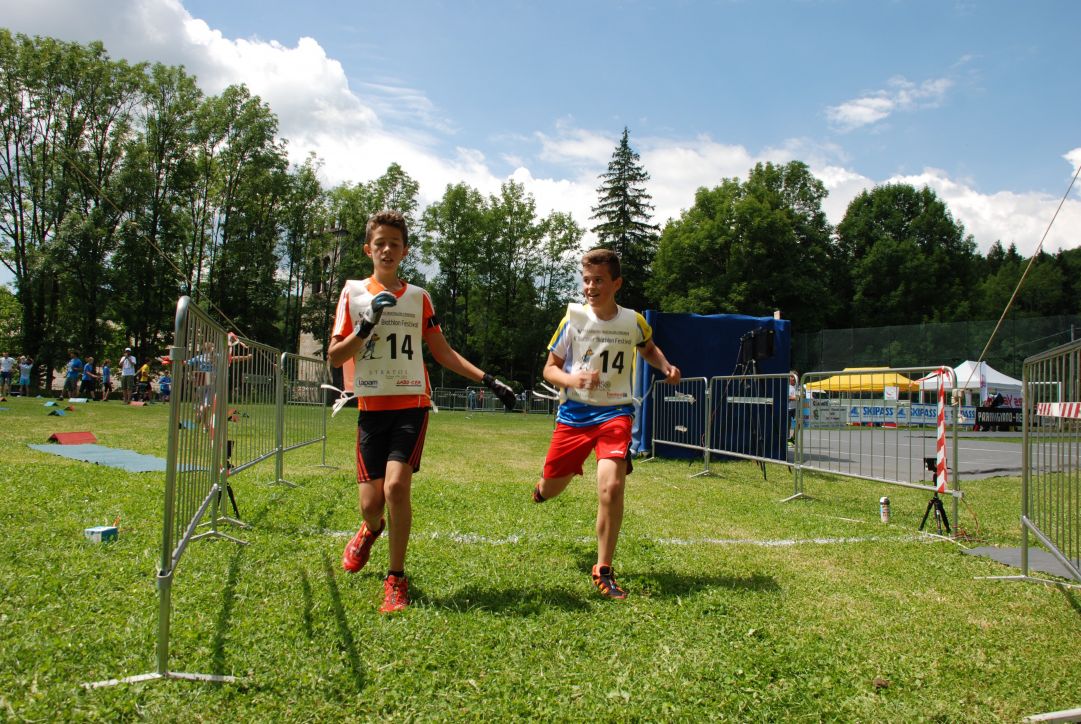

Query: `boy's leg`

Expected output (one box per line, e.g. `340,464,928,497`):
383,461,413,572
358,478,386,531
536,422,596,501
595,457,628,567
535,474,574,501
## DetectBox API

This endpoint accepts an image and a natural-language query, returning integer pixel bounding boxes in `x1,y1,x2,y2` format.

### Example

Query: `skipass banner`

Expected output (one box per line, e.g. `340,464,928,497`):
804,401,975,427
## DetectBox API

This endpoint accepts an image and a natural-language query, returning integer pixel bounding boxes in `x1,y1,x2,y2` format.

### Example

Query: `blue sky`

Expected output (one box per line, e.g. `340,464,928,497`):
2,0,1079,289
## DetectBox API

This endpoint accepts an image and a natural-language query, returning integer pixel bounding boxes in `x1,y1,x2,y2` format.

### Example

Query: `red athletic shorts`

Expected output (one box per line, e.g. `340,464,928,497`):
542,415,634,480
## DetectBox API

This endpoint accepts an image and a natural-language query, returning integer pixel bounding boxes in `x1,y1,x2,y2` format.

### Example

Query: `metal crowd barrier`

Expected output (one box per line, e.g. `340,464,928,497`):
225,336,280,479
275,352,332,486
998,341,1080,585
87,301,333,688
431,385,551,414
790,366,961,517
647,377,710,476
707,374,790,474
87,296,241,688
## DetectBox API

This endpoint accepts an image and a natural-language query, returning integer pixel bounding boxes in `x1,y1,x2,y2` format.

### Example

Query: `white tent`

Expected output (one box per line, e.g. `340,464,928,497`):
918,360,1022,405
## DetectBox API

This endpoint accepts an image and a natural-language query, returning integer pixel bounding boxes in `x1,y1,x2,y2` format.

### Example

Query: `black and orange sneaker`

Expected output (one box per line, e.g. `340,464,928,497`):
341,519,384,573
591,564,627,600
532,484,546,503
380,574,409,613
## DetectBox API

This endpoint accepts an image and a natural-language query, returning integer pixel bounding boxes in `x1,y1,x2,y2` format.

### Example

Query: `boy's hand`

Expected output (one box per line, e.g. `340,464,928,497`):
662,364,681,386
355,291,397,339
571,369,601,390
482,373,517,411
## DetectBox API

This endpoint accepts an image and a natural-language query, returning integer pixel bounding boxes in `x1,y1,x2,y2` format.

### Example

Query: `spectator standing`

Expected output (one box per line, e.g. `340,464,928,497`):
18,356,33,397
119,348,136,403
136,360,151,401
158,370,171,402
0,351,14,397
79,356,99,398
63,350,83,399
100,359,112,401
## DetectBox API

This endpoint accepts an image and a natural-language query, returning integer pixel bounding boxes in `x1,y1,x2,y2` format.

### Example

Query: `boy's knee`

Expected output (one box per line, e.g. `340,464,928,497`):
383,476,411,506
598,475,625,504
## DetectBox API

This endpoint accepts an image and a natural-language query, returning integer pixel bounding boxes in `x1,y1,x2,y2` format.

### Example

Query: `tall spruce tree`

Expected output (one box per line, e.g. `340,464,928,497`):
590,127,659,311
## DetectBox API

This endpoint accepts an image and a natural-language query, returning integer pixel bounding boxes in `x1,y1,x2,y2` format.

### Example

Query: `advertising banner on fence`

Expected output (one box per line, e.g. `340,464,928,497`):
804,401,975,427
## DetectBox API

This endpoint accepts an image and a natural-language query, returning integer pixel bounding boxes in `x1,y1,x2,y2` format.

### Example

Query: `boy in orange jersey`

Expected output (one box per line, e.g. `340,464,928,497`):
532,249,680,599
328,210,515,613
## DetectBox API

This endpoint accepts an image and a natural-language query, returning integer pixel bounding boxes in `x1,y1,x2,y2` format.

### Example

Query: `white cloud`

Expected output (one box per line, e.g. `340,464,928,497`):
0,0,1077,282
827,75,953,132
885,167,1081,257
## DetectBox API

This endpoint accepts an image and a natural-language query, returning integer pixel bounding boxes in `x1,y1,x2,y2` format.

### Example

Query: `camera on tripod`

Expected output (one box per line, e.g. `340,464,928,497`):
739,327,775,364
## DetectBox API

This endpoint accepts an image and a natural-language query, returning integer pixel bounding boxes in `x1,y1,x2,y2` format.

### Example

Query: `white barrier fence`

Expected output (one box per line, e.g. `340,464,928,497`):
88,297,331,688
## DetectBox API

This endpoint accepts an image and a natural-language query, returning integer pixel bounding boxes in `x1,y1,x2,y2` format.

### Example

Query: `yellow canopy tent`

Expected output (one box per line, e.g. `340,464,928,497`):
804,367,921,393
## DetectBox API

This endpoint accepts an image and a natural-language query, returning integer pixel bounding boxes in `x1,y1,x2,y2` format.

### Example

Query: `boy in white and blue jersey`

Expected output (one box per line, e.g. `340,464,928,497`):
533,249,680,599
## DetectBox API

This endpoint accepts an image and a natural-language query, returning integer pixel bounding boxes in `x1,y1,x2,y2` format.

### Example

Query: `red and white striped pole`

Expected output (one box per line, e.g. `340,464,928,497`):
935,367,948,493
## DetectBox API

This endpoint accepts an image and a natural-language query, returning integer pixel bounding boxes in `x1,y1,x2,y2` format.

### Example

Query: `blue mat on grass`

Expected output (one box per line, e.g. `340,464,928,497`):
28,443,167,473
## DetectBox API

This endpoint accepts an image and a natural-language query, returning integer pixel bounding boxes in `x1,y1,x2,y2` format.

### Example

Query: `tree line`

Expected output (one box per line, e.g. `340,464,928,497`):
2,31,1078,391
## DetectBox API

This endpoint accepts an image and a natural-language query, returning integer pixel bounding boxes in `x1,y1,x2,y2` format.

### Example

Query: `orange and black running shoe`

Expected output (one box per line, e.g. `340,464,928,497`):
591,564,627,600
342,519,384,573
380,574,409,613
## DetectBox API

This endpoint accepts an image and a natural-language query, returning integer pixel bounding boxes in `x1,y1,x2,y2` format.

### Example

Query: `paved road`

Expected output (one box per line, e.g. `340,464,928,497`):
794,428,1024,483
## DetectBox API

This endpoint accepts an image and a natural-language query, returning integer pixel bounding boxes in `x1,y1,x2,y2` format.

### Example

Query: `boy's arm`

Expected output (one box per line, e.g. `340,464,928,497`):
542,351,599,391
425,330,517,409
638,340,681,385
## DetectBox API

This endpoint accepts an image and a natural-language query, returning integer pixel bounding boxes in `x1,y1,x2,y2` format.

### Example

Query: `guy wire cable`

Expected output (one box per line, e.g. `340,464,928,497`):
56,142,253,340
959,162,1081,393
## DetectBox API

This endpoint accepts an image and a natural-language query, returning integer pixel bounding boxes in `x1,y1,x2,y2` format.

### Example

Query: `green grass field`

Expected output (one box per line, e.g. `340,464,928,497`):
0,395,1078,721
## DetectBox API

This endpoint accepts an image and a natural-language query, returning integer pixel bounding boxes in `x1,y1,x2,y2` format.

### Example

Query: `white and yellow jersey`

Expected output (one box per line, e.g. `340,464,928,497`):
548,303,651,426
332,277,439,411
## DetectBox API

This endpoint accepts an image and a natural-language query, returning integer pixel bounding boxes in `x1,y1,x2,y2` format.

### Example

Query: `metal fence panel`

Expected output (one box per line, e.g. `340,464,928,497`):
793,366,961,505
707,374,789,466
226,336,280,476
1021,342,1081,582
99,296,243,687
648,377,709,474
275,353,330,487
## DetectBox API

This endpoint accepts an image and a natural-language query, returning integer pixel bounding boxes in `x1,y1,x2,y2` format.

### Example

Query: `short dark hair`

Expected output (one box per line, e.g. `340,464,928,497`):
581,248,621,280
365,210,409,247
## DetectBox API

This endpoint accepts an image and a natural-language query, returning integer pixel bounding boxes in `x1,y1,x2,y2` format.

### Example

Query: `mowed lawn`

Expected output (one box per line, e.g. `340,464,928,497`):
0,395,1078,721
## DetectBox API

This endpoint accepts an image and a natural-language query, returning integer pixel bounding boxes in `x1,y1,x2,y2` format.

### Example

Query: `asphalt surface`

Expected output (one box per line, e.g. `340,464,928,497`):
794,428,1025,483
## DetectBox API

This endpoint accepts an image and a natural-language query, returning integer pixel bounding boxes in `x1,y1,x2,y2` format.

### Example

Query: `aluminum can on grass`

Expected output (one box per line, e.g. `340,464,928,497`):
879,496,890,523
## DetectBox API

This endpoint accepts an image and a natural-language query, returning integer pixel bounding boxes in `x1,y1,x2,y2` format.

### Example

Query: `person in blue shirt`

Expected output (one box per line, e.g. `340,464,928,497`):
63,350,83,399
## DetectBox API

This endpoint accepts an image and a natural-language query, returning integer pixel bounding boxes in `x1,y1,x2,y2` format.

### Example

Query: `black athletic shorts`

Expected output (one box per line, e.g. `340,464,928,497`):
355,407,430,483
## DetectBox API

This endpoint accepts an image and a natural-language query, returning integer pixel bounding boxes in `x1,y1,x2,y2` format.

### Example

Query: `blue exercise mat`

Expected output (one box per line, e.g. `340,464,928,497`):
28,443,167,473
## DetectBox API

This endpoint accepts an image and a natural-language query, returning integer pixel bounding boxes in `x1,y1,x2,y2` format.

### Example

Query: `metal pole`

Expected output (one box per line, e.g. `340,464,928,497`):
275,353,286,485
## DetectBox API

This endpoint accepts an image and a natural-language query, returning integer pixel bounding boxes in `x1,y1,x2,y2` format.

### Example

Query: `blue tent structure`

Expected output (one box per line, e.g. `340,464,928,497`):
632,312,791,458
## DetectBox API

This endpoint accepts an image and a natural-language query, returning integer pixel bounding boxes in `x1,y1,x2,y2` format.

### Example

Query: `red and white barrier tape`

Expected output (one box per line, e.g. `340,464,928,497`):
1036,402,1081,419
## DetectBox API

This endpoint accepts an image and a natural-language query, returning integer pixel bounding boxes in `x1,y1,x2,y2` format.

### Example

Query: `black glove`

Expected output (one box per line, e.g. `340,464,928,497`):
483,373,517,411
355,291,397,339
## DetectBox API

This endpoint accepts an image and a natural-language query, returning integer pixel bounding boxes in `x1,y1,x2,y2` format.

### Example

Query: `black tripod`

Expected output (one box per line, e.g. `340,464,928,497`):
919,457,951,535
730,336,769,482
919,493,951,535
218,439,241,520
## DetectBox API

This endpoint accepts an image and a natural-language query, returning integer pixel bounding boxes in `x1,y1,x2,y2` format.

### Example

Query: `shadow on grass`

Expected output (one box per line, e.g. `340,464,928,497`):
570,549,780,598
300,567,314,639
321,554,365,690
1058,584,1081,617
210,498,270,678
419,583,591,615
635,570,780,597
